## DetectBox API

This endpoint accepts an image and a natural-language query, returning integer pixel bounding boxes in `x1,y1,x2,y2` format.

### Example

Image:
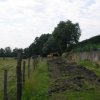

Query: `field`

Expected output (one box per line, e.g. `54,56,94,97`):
0,58,17,100
0,58,33,100
0,57,100,100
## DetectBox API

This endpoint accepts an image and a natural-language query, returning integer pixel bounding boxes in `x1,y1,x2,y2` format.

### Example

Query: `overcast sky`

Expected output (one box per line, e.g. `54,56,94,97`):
0,0,100,49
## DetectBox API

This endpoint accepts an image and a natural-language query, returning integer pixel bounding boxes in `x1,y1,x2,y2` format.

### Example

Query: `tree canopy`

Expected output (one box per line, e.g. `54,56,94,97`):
28,34,51,56
52,20,81,54
42,36,59,56
24,20,81,56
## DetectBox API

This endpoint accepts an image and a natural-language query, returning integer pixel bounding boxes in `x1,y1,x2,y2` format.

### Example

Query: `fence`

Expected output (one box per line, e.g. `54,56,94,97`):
0,51,40,100
67,51,100,64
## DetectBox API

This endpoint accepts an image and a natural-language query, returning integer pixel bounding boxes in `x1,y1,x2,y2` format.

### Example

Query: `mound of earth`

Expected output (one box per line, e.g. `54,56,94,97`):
48,58,100,97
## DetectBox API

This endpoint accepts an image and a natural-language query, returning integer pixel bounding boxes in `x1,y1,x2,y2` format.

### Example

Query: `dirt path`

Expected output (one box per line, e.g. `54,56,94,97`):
48,57,100,99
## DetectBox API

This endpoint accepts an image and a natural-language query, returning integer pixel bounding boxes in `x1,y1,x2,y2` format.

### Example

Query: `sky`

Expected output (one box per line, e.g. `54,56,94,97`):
0,0,100,49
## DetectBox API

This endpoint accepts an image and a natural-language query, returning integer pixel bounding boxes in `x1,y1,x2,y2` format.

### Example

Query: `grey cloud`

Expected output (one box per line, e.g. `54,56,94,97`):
0,0,100,48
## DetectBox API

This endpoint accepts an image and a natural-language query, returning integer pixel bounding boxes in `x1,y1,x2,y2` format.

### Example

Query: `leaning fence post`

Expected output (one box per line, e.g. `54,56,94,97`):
16,50,22,100
23,61,26,85
3,70,8,100
28,58,30,79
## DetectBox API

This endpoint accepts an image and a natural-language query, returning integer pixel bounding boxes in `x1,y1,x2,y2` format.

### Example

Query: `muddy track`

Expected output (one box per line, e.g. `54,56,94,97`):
48,58,100,97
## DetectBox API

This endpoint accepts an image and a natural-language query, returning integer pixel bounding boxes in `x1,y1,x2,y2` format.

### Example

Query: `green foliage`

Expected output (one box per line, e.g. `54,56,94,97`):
42,36,59,56
22,59,49,100
24,20,81,57
0,58,33,100
12,48,18,57
5,47,12,57
50,90,100,100
80,35,100,44
73,35,100,52
79,60,100,76
0,48,5,57
49,59,100,100
0,47,23,57
52,20,81,54
28,34,51,56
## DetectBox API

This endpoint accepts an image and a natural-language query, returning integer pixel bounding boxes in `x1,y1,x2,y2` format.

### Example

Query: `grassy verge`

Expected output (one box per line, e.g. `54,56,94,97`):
50,90,100,100
49,58,100,100
79,60,100,76
22,59,49,100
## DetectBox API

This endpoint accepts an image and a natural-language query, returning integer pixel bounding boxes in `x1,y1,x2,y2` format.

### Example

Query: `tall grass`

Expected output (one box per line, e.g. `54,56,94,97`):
49,59,100,100
0,58,17,100
50,90,100,100
22,59,49,100
79,60,100,76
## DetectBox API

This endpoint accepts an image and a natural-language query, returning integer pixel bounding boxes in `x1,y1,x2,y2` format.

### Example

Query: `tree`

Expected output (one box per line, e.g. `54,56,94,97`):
0,48,5,59
52,20,81,54
5,47,12,57
12,48,18,57
42,36,59,56
29,34,51,56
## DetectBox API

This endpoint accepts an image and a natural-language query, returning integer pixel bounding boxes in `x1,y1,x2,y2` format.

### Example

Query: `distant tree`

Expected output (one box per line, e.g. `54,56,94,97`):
5,47,12,57
0,48,5,59
23,48,29,58
12,48,18,57
52,20,81,54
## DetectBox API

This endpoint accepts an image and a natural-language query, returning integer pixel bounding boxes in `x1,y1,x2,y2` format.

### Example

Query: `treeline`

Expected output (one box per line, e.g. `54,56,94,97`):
0,47,21,57
26,20,81,57
73,35,100,52
0,47,30,58
0,20,81,57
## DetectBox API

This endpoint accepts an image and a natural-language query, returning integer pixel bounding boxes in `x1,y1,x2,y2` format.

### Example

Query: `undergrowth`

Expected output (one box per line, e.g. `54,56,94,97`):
22,59,49,100
79,60,100,76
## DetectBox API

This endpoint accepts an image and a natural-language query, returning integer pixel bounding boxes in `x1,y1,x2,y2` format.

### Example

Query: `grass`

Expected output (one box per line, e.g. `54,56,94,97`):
50,90,100,100
0,57,49,100
0,57,100,100
49,58,100,100
22,59,49,100
0,58,17,100
0,57,33,100
79,60,100,76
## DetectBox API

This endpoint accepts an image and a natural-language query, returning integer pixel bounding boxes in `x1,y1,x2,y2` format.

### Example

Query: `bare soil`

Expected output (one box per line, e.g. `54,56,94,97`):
48,57,100,97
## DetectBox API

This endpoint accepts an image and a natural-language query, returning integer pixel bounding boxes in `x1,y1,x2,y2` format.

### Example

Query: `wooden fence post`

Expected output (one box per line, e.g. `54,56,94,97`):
28,58,30,79
16,50,22,100
3,70,8,100
23,61,26,85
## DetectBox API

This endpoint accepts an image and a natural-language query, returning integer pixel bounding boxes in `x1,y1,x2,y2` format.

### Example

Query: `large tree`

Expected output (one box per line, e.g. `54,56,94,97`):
52,20,81,54
42,36,59,56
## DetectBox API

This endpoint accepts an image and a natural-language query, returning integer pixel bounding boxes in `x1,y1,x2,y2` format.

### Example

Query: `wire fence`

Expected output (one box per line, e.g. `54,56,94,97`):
0,53,40,100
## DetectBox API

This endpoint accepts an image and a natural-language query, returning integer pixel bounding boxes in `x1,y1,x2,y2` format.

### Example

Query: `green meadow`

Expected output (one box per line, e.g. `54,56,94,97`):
0,58,100,100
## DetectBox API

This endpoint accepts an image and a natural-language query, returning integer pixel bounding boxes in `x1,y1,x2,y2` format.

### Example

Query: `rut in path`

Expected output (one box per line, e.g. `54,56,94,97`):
48,58,100,96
